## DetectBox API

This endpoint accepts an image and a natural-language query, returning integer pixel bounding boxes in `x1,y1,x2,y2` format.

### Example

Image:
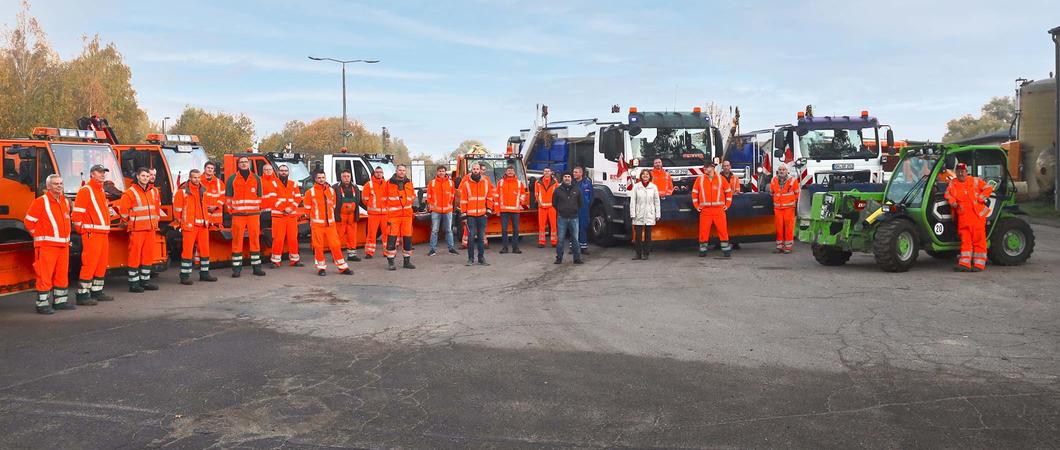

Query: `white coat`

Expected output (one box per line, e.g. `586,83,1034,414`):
629,181,661,226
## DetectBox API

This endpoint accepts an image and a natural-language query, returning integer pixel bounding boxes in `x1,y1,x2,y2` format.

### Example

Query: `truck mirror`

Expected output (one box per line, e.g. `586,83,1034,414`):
885,129,895,154
773,149,784,159
629,126,642,137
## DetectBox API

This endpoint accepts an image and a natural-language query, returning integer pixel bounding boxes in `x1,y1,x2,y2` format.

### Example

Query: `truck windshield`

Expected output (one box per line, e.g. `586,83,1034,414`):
630,128,709,166
466,158,525,182
886,154,940,204
798,128,879,160
161,146,210,186
366,160,396,179
50,143,125,194
284,161,311,184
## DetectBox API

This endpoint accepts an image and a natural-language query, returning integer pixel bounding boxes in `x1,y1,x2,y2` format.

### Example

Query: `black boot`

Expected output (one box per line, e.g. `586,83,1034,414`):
318,269,327,276
252,265,266,276
54,301,76,311
403,256,416,269
632,245,642,260
339,268,353,275
36,305,55,315
179,274,194,286
643,243,651,260
231,266,242,278
129,280,144,293
140,268,159,291
500,246,509,254
199,271,217,282
387,257,397,271
90,291,113,302
76,291,97,306
512,246,522,254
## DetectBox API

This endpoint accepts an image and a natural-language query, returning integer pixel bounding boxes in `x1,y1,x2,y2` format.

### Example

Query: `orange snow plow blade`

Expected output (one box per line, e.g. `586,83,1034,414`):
0,242,35,297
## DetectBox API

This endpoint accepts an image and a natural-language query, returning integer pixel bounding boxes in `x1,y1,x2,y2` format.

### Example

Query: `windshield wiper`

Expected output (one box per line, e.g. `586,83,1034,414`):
896,174,929,206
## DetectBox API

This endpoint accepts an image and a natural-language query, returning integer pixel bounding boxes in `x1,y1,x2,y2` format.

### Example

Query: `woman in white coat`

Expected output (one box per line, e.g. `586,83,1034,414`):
628,170,661,260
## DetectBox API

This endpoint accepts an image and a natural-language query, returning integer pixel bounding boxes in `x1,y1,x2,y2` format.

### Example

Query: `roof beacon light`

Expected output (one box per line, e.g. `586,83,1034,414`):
146,133,200,144
693,106,702,113
796,111,806,119
629,106,638,113
861,110,870,118
32,127,106,141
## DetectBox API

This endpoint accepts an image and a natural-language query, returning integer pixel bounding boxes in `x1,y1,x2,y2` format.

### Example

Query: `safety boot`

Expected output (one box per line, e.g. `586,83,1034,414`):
91,290,114,302
339,268,353,275
231,266,242,278
54,301,76,310
512,246,522,254
180,274,194,285
252,265,266,276
318,269,327,276
500,246,509,254
632,246,642,260
76,291,97,306
53,288,75,310
364,254,374,260
291,261,305,267
403,256,416,269
141,280,160,291
387,258,397,271
723,250,733,258
270,262,282,269
129,280,144,293
199,271,218,282
37,305,55,315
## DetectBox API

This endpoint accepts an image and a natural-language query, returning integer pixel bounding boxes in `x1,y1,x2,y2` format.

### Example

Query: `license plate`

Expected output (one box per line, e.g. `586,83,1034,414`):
832,163,854,170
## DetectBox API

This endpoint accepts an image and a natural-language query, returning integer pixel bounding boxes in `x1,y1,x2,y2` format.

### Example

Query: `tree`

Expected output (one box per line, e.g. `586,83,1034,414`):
168,107,255,159
943,96,1015,142
450,139,485,160
59,35,149,143
257,117,412,163
257,120,306,152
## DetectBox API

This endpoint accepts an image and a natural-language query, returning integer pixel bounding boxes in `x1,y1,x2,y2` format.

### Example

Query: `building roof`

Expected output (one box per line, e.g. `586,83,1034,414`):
952,129,1012,145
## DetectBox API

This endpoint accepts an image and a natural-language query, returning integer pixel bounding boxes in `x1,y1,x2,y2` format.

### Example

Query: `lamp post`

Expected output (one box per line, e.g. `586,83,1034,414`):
162,116,171,134
307,56,380,148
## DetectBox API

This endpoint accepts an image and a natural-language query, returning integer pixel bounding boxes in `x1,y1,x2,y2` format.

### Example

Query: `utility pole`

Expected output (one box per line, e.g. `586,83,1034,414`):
381,126,390,153
307,56,380,148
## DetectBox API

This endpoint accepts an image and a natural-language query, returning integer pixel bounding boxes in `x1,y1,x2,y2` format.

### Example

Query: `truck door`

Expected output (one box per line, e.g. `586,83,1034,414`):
926,153,973,245
973,148,1008,228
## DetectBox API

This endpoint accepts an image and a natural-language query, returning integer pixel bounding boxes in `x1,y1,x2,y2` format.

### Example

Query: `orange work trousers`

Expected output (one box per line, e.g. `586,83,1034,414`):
364,214,388,256
34,246,69,292
698,207,729,243
338,215,358,250
231,214,261,253
311,224,349,271
957,216,988,270
181,227,210,260
538,207,557,246
270,215,300,265
774,208,795,251
385,216,414,258
79,232,109,281
128,230,157,269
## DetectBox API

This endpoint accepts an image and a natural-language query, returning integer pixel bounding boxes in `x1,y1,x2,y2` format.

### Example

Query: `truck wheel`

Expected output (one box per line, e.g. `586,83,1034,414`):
988,217,1035,266
873,219,919,272
589,204,616,247
925,249,958,260
811,244,851,266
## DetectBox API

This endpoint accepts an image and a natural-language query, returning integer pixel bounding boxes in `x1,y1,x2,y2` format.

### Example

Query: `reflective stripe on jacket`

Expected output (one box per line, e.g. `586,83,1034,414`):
460,176,494,217
72,179,111,233
385,176,415,218
770,176,800,210
120,183,161,231
25,192,71,247
225,172,263,216
426,177,455,214
494,176,527,213
535,177,558,208
691,174,732,209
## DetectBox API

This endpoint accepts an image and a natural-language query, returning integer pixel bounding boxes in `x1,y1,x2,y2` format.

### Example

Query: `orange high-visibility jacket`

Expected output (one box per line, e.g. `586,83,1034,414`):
362,177,389,216
225,171,263,216
119,183,161,232
651,168,674,196
304,183,337,226
24,192,71,247
260,174,279,212
535,176,558,208
174,182,209,228
945,176,994,219
770,176,800,210
691,174,732,210
722,172,740,195
201,174,225,225
385,177,415,218
72,178,111,234
494,175,527,213
271,178,303,217
426,177,455,214
460,176,494,217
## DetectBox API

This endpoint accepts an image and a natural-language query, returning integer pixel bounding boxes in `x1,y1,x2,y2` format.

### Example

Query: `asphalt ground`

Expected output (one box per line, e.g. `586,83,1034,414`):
0,224,1058,449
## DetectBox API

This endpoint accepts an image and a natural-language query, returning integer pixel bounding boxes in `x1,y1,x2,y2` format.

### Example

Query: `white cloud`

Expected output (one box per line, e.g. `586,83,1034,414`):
135,50,442,80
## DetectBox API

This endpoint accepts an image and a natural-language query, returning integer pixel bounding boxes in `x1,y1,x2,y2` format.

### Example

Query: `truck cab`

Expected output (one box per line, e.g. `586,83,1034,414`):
265,151,313,192
112,134,208,227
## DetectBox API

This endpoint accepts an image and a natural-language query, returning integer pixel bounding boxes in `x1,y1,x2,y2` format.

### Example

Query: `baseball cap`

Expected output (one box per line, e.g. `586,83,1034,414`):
90,164,109,173
955,163,968,171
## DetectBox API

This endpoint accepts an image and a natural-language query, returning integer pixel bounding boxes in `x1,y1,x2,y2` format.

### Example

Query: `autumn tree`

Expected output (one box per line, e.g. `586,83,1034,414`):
257,117,411,163
449,139,485,160
59,36,149,143
943,96,1015,142
168,107,255,159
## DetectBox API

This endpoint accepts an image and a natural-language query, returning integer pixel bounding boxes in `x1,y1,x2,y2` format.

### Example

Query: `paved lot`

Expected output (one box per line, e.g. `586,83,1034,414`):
1,224,1058,449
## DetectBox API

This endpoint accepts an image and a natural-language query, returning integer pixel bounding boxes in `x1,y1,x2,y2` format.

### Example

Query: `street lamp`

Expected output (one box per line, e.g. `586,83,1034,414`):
307,56,380,148
162,116,171,134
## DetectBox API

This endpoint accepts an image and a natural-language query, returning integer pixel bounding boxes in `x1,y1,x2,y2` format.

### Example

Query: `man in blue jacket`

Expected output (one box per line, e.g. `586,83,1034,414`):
572,166,593,255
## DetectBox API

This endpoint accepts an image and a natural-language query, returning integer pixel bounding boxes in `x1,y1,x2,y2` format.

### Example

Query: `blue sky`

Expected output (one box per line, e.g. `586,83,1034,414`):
5,0,1059,158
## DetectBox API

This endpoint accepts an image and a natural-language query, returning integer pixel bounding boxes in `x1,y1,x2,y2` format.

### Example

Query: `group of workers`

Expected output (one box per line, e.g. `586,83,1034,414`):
23,154,996,314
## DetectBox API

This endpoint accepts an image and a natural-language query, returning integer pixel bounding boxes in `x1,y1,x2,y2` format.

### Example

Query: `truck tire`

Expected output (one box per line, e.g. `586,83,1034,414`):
988,217,1035,266
589,203,616,247
873,219,919,272
811,244,851,266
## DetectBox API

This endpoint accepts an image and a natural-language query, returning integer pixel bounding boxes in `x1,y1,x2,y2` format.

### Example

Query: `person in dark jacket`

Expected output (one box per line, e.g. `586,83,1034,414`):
334,170,362,262
573,166,593,254
552,172,584,265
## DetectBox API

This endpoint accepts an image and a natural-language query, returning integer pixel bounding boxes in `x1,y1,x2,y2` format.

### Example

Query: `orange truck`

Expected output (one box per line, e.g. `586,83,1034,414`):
0,126,166,296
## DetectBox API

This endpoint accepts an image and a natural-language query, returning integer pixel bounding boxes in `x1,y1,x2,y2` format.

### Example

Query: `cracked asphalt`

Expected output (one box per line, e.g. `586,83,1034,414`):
1,223,1058,449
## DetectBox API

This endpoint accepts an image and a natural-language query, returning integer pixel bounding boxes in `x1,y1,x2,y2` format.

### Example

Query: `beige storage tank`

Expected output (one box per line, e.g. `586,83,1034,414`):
1019,78,1057,197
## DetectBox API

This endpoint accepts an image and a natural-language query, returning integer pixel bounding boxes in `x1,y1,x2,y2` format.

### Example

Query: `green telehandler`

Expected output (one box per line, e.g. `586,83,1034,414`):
799,144,1035,272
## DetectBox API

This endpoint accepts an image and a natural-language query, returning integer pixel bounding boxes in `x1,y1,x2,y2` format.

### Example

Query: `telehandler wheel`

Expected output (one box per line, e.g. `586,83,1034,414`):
873,219,919,272
925,249,958,260
988,217,1035,266
811,244,851,266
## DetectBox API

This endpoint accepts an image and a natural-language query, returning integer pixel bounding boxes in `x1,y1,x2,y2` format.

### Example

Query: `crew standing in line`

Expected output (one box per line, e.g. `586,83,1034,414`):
629,170,661,260
691,161,733,257
770,165,799,254
269,164,303,268
496,165,527,254
460,163,493,266
535,167,558,248
362,166,389,259
334,170,363,263
572,166,593,254
226,156,266,277
25,174,74,314
384,165,416,271
71,164,114,303
173,169,218,284
305,171,352,276
119,167,162,292
945,163,993,272
426,165,457,256
650,158,674,197
553,172,584,265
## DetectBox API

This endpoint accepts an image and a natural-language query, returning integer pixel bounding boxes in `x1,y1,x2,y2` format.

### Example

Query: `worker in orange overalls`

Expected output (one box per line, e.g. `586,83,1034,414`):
226,156,266,277
770,164,800,254
495,164,527,254
651,158,674,197
334,170,362,263
259,164,278,253
173,169,218,285
945,163,994,272
202,161,225,227
362,165,389,259
24,174,75,314
426,165,456,256
384,165,416,270
691,160,733,258
118,167,162,292
148,168,166,278
718,160,743,250
305,171,352,276
535,167,558,248
72,164,115,304
268,164,303,268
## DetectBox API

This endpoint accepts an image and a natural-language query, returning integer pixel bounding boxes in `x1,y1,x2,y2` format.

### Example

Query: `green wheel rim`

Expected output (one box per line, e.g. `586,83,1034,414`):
897,231,914,261
1003,229,1026,257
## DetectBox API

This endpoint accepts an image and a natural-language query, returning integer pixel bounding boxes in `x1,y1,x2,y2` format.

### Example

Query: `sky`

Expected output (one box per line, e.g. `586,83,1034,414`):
4,0,1059,158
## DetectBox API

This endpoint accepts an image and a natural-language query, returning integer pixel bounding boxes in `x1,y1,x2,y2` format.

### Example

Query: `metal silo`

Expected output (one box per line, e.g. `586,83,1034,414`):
1018,77,1057,197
